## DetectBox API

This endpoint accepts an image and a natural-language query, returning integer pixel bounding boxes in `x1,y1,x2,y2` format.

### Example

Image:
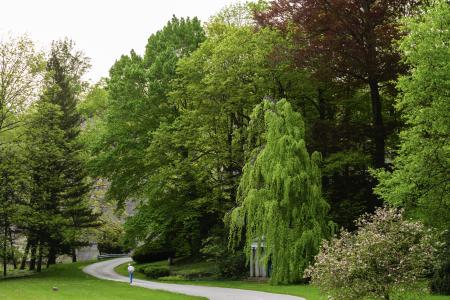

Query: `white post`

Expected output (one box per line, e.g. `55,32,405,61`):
255,248,260,277
249,248,254,277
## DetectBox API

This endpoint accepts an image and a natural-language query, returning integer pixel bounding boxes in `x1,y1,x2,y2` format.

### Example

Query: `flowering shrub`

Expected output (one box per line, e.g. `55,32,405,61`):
305,207,440,300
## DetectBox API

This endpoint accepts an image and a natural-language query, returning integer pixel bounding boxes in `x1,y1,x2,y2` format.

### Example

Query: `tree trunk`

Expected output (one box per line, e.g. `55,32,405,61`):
3,221,7,276
29,243,36,271
71,248,77,263
36,242,42,272
368,79,385,168
20,241,30,270
9,231,16,269
47,246,56,267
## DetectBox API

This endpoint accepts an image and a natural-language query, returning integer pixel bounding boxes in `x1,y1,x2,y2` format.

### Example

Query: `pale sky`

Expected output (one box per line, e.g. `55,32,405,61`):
1,0,241,83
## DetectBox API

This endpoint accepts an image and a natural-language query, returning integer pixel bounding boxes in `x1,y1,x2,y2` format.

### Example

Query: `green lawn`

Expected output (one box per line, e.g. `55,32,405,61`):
0,261,205,300
116,260,450,300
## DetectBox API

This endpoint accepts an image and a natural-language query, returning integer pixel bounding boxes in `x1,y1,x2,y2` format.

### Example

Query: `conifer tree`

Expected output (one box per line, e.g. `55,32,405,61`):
229,99,333,284
40,39,98,264
23,101,67,272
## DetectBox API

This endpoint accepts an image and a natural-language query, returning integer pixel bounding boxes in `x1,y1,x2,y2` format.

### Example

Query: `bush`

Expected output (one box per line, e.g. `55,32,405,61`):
200,235,247,279
217,252,247,279
158,275,184,281
141,266,170,279
132,243,175,264
431,261,450,295
431,231,450,294
305,207,440,300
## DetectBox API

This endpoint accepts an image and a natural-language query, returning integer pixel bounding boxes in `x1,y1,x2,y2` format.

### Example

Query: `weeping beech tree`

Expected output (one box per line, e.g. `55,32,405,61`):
229,99,333,284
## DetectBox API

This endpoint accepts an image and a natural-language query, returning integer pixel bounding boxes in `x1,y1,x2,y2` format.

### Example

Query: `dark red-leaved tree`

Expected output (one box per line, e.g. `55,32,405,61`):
255,0,421,168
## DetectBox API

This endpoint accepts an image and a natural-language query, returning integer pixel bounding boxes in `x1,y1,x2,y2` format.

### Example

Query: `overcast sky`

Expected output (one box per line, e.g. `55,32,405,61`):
1,0,241,82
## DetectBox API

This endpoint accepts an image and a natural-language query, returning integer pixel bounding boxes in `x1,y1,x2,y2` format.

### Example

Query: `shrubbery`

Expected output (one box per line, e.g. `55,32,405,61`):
305,207,440,300
431,231,450,294
201,236,247,279
217,252,247,279
132,243,175,264
140,266,170,279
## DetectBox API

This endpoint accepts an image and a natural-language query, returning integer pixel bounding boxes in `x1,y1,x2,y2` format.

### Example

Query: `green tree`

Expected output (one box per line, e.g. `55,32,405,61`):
22,101,67,272
375,0,450,231
375,1,450,293
88,16,205,204
0,141,29,276
124,13,308,256
0,35,43,136
0,35,43,276
45,39,98,263
229,99,333,284
18,40,98,269
253,0,419,230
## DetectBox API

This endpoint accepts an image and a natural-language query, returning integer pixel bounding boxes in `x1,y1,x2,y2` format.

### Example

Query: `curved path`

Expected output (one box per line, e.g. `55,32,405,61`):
83,257,305,300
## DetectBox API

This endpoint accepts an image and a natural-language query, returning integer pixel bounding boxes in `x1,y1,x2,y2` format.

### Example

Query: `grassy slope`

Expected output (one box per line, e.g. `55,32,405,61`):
116,260,450,300
0,261,205,300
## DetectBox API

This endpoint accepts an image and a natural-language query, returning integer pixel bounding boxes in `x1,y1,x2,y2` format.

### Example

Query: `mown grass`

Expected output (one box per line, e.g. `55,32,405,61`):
0,261,205,300
116,260,450,300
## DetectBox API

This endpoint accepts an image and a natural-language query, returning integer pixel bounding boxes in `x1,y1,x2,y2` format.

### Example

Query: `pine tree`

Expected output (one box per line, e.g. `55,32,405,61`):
23,101,67,272
39,39,98,264
229,99,333,284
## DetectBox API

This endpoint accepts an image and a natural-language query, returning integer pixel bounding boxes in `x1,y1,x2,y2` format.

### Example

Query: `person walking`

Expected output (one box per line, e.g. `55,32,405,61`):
127,263,135,284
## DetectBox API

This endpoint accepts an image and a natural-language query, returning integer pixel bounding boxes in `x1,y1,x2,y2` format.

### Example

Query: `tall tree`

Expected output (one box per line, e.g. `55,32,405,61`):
0,35,43,276
88,16,205,204
375,1,450,293
375,0,449,232
255,0,421,168
229,99,333,284
124,11,310,255
22,101,67,272
40,39,97,264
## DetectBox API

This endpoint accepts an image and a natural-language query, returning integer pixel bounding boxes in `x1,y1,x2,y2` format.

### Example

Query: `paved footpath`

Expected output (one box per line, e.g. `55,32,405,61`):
83,257,305,300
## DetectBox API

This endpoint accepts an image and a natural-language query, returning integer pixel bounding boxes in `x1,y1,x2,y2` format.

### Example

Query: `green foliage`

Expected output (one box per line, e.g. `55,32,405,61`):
97,222,126,254
132,243,175,264
23,101,67,237
374,2,450,293
0,140,29,276
87,16,205,204
200,236,247,279
216,251,247,279
375,0,450,231
229,99,333,284
431,231,450,294
0,35,44,134
306,207,440,300
123,17,293,258
140,266,171,279
15,39,99,269
432,263,450,295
